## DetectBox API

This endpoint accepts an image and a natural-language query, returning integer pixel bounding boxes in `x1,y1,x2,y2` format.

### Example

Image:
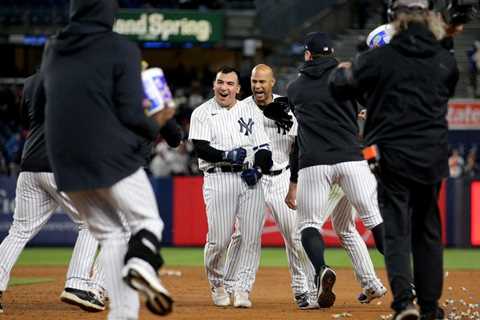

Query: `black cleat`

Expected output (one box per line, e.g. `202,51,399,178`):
420,307,445,320
394,303,420,320
315,266,336,308
60,287,105,312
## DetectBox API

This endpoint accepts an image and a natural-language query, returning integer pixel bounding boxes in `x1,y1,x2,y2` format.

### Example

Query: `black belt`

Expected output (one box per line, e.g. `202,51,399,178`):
268,165,290,176
206,165,246,173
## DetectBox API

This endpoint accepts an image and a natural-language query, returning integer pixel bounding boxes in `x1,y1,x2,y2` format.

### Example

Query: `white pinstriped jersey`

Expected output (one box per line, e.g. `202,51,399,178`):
242,95,296,171
188,98,271,171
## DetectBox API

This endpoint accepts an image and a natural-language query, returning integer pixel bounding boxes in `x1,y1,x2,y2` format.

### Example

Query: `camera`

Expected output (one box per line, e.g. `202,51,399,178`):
434,0,480,25
388,0,479,25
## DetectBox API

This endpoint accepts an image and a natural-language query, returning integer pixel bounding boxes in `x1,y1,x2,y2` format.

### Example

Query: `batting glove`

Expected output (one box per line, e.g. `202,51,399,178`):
223,147,247,165
241,168,262,187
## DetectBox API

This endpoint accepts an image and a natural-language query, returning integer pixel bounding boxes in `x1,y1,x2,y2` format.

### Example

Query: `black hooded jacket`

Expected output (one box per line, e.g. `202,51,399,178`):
287,57,363,170
331,23,459,184
42,0,161,191
20,73,52,172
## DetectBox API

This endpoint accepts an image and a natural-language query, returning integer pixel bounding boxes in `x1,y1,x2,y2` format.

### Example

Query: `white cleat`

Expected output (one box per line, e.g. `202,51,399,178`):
122,258,173,316
358,283,387,304
233,291,252,308
211,286,231,307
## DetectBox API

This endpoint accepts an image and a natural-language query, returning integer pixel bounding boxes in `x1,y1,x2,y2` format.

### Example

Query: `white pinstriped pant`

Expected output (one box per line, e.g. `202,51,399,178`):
224,169,316,297
203,172,265,293
326,185,384,289
0,172,104,293
297,161,384,289
67,168,163,320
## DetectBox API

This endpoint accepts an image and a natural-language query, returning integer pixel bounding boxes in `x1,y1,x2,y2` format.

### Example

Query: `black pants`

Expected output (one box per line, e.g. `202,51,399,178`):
377,168,443,314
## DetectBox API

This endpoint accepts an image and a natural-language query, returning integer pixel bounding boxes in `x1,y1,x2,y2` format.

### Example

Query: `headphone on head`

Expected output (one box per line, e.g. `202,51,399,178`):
387,0,434,21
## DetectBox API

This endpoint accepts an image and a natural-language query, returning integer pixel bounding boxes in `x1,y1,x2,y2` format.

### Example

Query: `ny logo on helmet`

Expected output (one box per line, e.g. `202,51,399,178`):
238,117,254,136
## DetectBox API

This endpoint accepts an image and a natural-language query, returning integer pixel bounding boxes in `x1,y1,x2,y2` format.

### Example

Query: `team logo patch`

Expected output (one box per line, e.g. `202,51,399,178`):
238,117,254,136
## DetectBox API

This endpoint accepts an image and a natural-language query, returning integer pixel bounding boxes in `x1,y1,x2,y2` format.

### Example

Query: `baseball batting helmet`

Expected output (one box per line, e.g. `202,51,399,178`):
366,24,394,48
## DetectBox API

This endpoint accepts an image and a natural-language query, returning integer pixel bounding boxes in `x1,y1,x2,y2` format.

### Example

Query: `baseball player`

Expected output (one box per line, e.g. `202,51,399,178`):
188,66,273,308
225,64,386,309
286,32,386,308
0,72,106,314
42,0,174,318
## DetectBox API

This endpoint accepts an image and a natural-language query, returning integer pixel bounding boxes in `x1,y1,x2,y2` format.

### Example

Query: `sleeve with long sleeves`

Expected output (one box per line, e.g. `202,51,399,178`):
114,43,160,141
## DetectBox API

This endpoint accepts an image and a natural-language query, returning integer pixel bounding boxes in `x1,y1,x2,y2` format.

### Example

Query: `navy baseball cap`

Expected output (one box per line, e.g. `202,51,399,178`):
304,32,334,55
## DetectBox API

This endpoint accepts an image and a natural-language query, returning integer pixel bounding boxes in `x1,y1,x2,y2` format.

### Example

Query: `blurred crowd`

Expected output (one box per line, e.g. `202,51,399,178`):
0,83,24,176
449,147,479,179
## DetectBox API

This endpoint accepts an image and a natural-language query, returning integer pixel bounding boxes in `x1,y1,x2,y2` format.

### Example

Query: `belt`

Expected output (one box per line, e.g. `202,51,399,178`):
206,164,247,174
268,165,290,176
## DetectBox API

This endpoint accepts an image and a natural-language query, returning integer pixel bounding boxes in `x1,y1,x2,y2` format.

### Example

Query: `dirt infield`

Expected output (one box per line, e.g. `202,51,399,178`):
2,266,479,319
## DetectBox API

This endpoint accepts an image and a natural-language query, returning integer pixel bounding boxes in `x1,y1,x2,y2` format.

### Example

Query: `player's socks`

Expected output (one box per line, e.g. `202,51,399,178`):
301,227,326,274
371,223,385,255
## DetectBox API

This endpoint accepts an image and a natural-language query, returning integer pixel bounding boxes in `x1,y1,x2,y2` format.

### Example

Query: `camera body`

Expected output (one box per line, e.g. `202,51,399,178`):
435,0,480,25
388,0,479,25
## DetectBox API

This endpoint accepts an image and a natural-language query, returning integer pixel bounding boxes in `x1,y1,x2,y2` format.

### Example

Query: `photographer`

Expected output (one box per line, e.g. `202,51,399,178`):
329,0,459,319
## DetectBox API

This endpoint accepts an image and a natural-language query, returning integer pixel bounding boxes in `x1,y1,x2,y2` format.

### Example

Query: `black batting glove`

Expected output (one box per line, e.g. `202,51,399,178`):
223,147,247,165
241,168,262,187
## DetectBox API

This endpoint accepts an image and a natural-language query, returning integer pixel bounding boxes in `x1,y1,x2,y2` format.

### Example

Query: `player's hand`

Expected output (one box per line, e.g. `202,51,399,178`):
285,182,297,210
224,147,247,165
241,168,262,187
151,107,176,127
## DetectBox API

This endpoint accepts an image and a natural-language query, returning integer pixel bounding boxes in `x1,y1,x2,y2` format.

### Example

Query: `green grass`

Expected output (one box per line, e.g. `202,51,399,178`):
14,247,480,269
10,277,54,287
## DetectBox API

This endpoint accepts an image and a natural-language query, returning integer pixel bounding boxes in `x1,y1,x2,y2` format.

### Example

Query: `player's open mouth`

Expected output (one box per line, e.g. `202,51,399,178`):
254,92,265,99
219,92,229,98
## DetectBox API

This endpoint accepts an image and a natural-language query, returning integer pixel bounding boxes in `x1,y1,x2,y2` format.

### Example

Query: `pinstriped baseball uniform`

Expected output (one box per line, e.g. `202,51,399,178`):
289,118,385,291
188,97,270,293
224,95,316,298
0,73,104,298
0,172,104,293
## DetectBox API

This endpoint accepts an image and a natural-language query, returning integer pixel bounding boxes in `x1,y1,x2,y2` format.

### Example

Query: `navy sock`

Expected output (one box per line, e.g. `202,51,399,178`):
301,227,326,274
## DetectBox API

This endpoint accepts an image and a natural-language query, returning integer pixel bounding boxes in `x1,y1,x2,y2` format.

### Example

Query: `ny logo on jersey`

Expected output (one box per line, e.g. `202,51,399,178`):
275,121,288,135
238,117,254,136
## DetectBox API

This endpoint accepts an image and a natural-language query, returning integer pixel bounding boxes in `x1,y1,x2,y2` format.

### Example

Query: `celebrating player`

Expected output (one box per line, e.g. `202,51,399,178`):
188,66,273,308
286,32,385,308
41,0,174,318
0,72,106,314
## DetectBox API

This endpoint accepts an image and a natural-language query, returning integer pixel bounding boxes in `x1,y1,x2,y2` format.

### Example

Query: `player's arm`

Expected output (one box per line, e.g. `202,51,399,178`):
113,43,162,141
189,109,246,164
328,50,378,101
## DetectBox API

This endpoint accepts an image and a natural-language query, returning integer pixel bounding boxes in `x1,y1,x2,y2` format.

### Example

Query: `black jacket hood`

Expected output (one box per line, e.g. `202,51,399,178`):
390,22,440,58
47,0,117,54
300,57,338,79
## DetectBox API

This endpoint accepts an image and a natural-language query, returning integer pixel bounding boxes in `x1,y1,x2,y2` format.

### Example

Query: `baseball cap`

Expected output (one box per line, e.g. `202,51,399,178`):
304,32,334,55
392,0,429,9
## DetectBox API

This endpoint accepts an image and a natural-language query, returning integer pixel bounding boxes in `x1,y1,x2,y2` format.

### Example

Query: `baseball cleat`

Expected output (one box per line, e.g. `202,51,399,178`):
315,266,336,308
393,303,420,320
295,292,319,309
60,287,105,312
211,286,231,307
358,283,387,304
233,291,252,308
123,258,173,316
420,307,445,320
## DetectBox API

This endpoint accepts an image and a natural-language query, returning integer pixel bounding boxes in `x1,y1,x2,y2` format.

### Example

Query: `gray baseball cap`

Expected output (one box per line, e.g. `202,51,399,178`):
393,0,429,9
